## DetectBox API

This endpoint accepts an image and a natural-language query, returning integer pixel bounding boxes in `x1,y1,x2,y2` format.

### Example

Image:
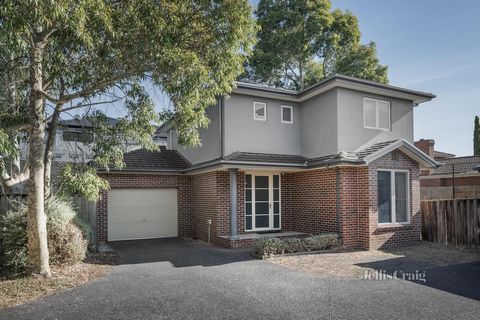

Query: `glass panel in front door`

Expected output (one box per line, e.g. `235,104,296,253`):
254,175,270,228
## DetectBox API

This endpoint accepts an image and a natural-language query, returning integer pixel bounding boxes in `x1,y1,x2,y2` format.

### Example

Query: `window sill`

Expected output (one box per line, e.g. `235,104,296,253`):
377,223,411,230
364,126,390,131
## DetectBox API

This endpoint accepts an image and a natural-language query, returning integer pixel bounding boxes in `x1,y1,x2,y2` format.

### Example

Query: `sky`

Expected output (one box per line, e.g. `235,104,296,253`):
250,0,480,156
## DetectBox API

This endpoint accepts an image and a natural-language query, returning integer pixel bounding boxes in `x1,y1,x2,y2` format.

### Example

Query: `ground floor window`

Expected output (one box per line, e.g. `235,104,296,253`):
245,173,280,231
377,169,409,224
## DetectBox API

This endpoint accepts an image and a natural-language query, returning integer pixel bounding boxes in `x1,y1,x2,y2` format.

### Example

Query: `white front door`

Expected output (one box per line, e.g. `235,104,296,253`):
245,173,281,231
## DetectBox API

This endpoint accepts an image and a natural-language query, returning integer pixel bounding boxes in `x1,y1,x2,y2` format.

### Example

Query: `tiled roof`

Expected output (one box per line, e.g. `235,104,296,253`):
101,147,190,172
223,152,307,164
434,150,456,160
222,141,401,168
222,140,432,169
59,117,118,128
355,140,398,159
100,140,436,173
430,156,480,175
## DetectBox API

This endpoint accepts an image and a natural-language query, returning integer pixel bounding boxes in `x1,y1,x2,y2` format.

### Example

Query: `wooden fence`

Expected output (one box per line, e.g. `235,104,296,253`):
0,194,97,247
71,195,97,247
421,199,480,247
421,186,480,200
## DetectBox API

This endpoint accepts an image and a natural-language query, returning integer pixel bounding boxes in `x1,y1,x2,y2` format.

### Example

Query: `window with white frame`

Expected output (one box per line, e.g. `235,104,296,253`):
253,102,267,121
364,98,390,130
281,105,293,124
377,170,409,224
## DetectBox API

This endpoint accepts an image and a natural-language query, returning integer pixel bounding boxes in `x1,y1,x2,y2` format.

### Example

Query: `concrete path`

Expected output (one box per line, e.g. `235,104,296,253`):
1,239,479,320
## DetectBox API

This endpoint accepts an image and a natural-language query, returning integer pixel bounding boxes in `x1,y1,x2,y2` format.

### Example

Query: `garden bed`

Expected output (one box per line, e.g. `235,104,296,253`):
251,245,347,259
252,233,339,259
0,252,119,309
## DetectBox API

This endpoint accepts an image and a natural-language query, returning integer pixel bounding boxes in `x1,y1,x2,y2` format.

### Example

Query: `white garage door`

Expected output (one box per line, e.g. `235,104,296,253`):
108,189,178,241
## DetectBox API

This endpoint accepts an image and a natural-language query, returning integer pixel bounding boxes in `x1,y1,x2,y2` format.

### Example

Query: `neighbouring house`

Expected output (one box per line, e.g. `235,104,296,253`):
97,74,438,250
415,139,480,199
13,117,168,193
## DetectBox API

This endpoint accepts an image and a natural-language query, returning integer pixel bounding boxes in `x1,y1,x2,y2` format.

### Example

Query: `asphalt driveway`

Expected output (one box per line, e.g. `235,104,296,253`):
1,239,480,320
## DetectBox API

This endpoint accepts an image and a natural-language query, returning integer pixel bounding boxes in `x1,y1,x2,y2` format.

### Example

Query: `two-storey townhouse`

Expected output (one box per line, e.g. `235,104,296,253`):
97,74,438,250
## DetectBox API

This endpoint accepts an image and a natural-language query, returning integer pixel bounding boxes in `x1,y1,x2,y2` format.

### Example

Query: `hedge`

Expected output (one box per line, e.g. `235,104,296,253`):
254,233,339,258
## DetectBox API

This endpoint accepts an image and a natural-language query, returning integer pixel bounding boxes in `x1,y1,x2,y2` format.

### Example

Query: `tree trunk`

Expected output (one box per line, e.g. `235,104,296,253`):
44,105,61,198
27,31,51,277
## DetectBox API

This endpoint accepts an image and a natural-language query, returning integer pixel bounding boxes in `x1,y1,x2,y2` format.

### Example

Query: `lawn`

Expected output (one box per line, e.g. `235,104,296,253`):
0,252,118,309
270,242,480,279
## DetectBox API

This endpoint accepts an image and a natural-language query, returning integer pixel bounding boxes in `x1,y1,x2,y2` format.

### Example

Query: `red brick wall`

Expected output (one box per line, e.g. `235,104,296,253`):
282,167,369,249
98,170,243,247
97,173,192,242
414,139,435,157
190,171,244,246
339,167,369,249
191,172,220,243
367,150,421,249
98,150,421,251
281,169,338,234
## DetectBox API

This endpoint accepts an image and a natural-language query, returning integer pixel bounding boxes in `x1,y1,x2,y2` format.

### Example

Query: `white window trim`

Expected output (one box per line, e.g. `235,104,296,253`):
377,169,410,227
281,105,293,124
244,172,281,232
363,97,391,131
253,101,267,121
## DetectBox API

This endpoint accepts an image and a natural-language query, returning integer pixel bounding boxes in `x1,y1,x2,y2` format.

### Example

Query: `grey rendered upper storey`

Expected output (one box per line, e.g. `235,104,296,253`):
160,74,434,164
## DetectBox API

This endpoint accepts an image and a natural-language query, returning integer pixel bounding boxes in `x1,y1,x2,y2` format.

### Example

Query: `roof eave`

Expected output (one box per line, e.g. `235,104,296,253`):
233,75,435,105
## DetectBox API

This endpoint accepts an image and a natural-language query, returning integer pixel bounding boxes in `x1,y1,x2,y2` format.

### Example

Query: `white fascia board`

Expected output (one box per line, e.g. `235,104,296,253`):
364,139,439,168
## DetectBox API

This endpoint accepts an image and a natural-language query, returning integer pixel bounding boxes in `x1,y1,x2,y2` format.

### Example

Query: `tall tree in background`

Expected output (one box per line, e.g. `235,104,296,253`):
474,116,480,155
245,0,388,90
0,0,256,277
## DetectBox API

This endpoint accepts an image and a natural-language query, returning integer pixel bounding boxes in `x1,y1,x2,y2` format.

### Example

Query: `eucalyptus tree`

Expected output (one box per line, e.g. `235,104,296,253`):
0,0,256,277
246,0,388,90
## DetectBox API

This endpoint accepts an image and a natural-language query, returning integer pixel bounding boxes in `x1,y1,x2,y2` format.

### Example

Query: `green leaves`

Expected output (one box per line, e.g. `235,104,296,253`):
83,83,159,170
246,0,388,90
0,130,19,170
2,0,256,147
58,163,109,202
1,0,256,199
333,42,388,84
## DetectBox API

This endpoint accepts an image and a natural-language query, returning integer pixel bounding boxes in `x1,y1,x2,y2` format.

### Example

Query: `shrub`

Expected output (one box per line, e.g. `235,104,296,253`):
251,233,339,259
283,238,304,253
0,196,89,277
254,237,283,257
302,233,338,251
1,202,28,277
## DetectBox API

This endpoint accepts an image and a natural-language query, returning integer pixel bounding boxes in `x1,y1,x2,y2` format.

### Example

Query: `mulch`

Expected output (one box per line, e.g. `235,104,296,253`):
0,252,119,309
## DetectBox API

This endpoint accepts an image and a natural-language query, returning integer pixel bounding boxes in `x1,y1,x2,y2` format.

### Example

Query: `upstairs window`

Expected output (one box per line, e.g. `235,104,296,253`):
281,105,293,124
253,102,267,121
364,98,390,131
